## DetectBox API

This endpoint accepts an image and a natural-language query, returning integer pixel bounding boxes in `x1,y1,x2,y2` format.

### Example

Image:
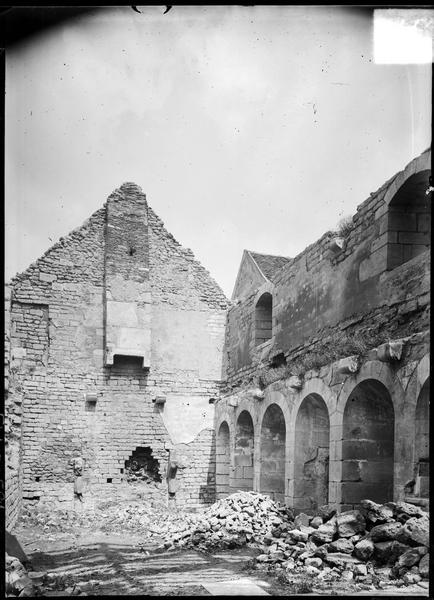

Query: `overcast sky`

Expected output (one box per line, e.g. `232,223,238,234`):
5,6,432,297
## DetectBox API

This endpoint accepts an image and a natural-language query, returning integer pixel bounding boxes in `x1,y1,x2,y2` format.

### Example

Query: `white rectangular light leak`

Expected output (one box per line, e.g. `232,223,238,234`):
374,8,433,64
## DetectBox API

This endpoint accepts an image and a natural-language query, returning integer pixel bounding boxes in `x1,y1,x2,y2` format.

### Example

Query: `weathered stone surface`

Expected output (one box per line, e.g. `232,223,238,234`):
324,552,363,568
353,563,368,577
317,505,337,522
370,521,404,542
6,185,230,518
256,554,269,562
329,538,354,554
311,520,336,545
310,516,323,529
354,538,374,561
288,529,309,543
305,564,321,576
401,516,429,547
374,541,411,565
418,553,429,578
336,510,366,538
402,571,422,585
341,569,354,581
313,544,330,559
396,547,426,569
269,550,285,562
360,499,394,524
305,557,323,569
294,513,311,528
395,501,425,520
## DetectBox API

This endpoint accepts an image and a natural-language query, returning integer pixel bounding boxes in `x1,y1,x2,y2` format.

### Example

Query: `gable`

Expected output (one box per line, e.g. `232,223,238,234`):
231,250,267,302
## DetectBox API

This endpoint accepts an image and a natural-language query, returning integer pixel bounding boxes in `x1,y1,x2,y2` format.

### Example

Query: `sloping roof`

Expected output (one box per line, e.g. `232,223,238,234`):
248,251,291,283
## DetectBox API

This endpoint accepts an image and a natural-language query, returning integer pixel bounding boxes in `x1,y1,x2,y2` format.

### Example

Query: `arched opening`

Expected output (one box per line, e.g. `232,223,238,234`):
294,394,330,512
233,411,254,491
342,379,394,506
260,404,286,503
414,378,429,499
255,292,273,346
216,421,230,499
387,170,431,270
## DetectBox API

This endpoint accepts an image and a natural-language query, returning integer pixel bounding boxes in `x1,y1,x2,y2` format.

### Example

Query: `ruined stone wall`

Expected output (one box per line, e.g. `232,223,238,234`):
218,150,430,512
217,334,430,512
225,150,430,388
5,283,24,530
6,184,228,518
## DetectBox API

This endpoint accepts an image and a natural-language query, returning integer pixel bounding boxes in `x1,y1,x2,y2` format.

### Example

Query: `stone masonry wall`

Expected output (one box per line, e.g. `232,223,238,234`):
216,332,429,511
218,149,430,512
225,150,430,389
6,184,229,518
5,284,24,530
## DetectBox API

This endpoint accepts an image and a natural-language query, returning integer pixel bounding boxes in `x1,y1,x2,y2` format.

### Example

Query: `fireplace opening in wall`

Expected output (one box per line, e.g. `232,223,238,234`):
125,447,162,484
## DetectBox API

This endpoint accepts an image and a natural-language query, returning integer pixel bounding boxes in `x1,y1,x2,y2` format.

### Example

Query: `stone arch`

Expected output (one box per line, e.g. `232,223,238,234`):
254,292,273,346
294,393,330,512
383,150,431,208
386,169,431,270
414,377,429,499
216,421,231,499
232,410,254,492
336,360,403,416
342,379,394,506
260,403,286,503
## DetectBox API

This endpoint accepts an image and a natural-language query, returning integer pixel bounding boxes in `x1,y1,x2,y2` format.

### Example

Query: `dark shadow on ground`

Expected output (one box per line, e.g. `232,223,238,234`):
28,539,264,596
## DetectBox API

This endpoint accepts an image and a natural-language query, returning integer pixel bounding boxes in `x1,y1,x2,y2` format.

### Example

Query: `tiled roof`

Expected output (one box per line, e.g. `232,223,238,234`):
248,251,291,282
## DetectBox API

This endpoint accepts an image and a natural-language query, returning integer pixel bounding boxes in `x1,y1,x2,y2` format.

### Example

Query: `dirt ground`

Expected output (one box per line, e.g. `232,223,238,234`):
14,525,430,597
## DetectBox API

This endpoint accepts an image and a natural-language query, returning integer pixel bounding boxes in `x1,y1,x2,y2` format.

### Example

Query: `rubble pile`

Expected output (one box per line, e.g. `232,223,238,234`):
6,553,39,598
18,486,197,541
160,493,429,589
159,491,294,550
6,553,88,598
251,498,429,588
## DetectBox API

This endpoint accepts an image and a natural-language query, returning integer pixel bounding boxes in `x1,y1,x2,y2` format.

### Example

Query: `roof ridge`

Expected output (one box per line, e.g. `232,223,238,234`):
248,249,291,259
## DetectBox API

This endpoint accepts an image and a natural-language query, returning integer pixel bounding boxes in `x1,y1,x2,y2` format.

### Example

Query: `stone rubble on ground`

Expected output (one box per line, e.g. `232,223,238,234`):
9,491,430,595
17,482,196,540
6,553,35,598
158,492,430,591
6,551,88,598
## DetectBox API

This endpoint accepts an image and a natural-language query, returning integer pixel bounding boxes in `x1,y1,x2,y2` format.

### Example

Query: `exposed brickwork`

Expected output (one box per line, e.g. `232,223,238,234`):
5,284,24,529
171,429,216,507
5,149,430,525
6,184,229,522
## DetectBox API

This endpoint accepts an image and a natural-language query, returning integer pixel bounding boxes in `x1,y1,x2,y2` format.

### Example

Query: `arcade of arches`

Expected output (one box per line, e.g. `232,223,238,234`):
215,360,429,513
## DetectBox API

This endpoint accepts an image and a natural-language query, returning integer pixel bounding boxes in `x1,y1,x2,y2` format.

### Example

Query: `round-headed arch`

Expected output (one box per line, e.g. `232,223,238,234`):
294,393,330,512
386,168,431,270
216,420,231,499
383,150,431,208
233,410,255,492
260,403,286,503
255,292,273,346
342,378,394,505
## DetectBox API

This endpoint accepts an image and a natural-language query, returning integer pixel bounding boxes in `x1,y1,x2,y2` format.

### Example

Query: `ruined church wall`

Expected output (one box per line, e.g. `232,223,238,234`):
5,283,24,530
225,152,430,387
219,150,430,512
216,338,430,511
7,190,228,516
